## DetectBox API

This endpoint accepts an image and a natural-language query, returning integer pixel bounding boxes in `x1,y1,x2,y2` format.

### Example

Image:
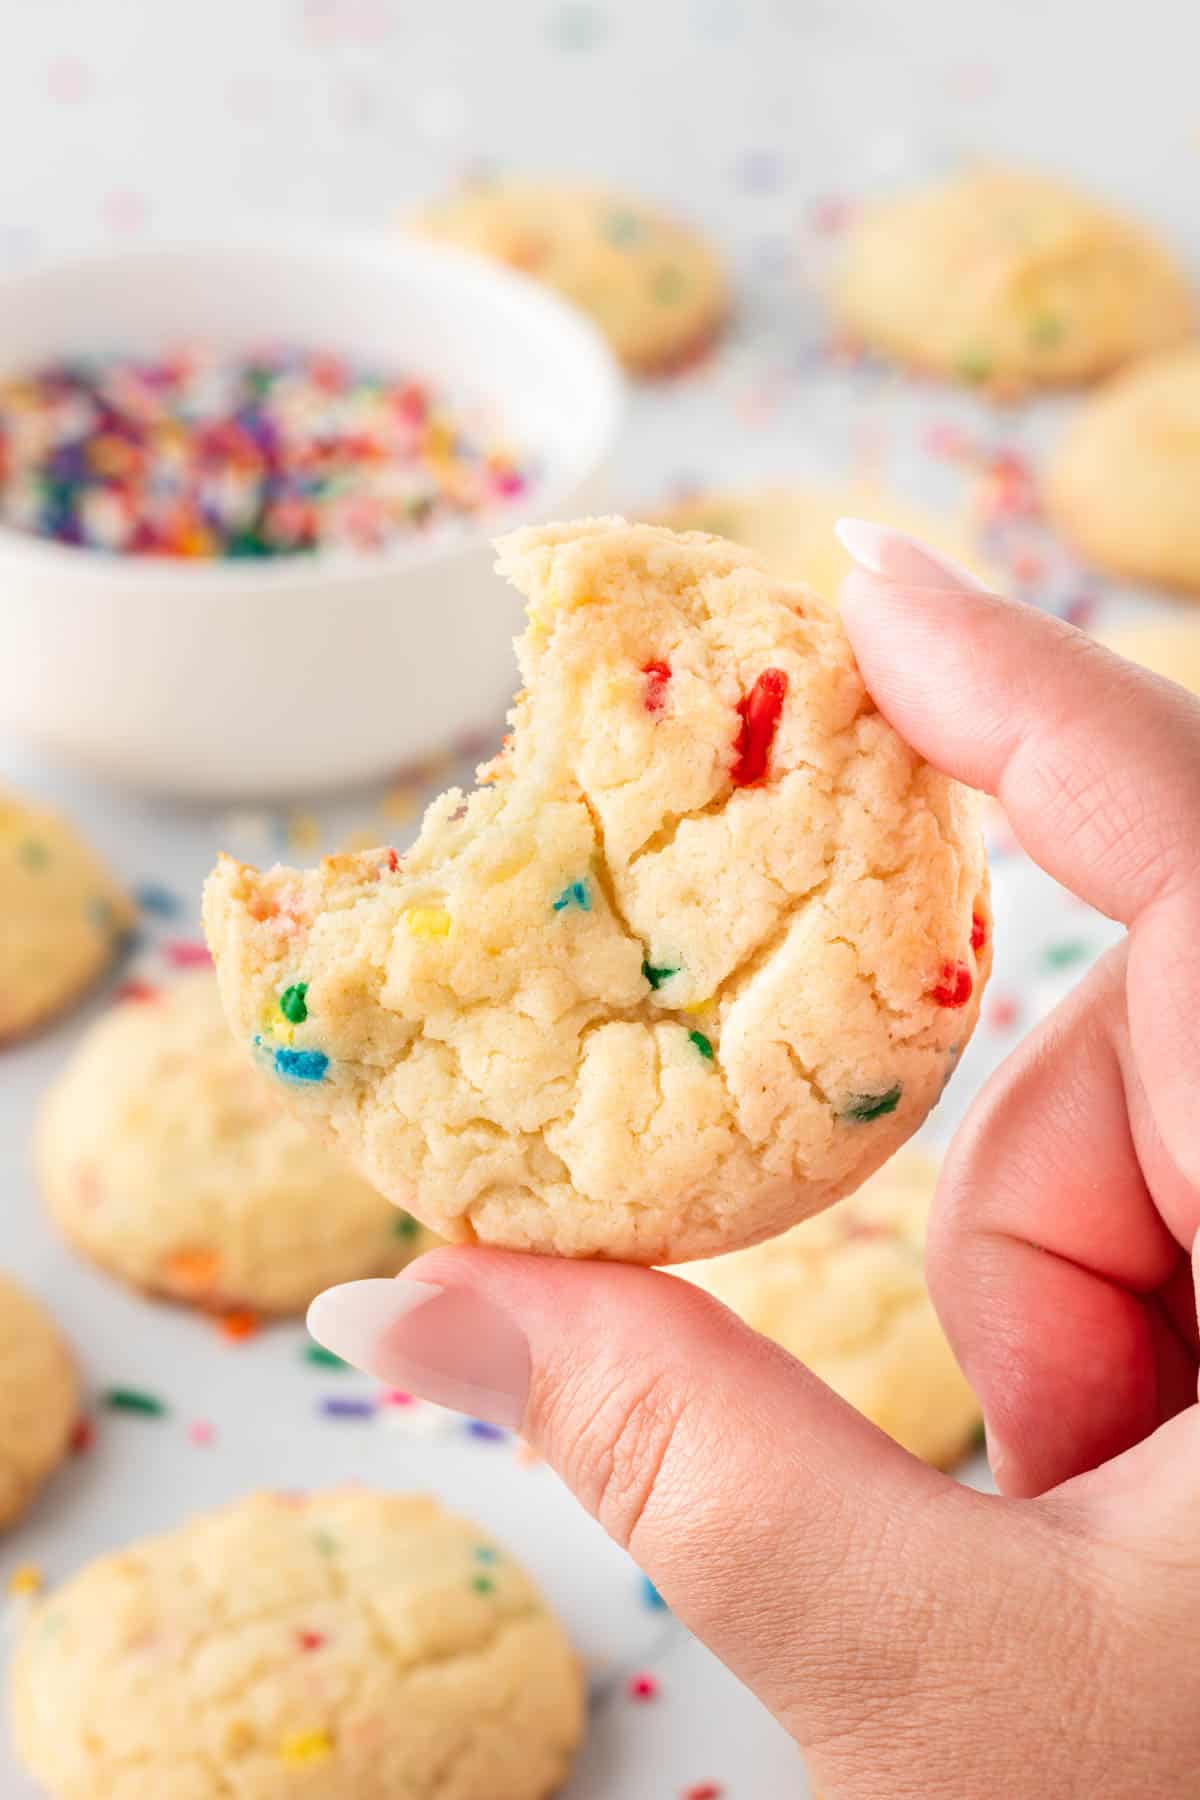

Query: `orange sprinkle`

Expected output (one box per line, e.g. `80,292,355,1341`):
217,1310,262,1343
164,1249,221,1293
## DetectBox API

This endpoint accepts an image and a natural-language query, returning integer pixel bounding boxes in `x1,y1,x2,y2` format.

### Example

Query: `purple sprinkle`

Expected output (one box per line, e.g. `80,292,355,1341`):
320,1396,375,1420
465,1418,508,1442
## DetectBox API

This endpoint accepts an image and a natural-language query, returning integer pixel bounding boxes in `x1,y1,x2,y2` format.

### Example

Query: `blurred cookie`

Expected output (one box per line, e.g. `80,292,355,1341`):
0,1272,78,1530
652,482,996,599
0,786,132,1042
10,1488,585,1799
412,179,728,373
1100,617,1200,691
679,1149,981,1468
834,167,1193,397
1046,348,1200,595
37,973,435,1315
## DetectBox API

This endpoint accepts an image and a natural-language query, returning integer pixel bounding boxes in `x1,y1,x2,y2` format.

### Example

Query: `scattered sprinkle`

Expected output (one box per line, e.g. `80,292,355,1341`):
627,1672,660,1702
930,961,973,1008
640,1575,668,1611
304,1343,348,1370
113,978,160,1004
956,348,994,384
7,1565,43,1596
162,939,212,968
642,658,672,714
164,1248,221,1292
843,1084,902,1124
473,1545,500,1564
320,1396,376,1420
133,880,181,917
278,1729,333,1767
552,879,591,913
987,993,1021,1031
393,1211,421,1241
465,1419,508,1442
1044,938,1090,970
642,959,680,990
313,1529,338,1556
297,1629,327,1652
18,838,49,869
69,1417,94,1455
273,1046,329,1083
731,667,787,786
970,910,988,953
687,1029,714,1060
683,1784,724,1800
217,1310,262,1343
187,1419,216,1447
404,906,452,939
102,1386,167,1417
471,1574,496,1595
279,981,309,1023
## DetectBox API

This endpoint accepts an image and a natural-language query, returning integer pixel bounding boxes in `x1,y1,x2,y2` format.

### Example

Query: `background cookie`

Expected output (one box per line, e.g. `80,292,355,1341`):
204,519,989,1264
680,1149,981,1469
0,1272,78,1531
1045,348,1200,595
37,973,435,1315
0,787,132,1042
834,166,1193,396
10,1488,584,1799
651,482,997,598
1100,617,1200,692
412,179,728,373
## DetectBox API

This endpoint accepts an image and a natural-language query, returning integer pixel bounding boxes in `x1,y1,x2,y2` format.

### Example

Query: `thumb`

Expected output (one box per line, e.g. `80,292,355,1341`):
307,1247,987,1752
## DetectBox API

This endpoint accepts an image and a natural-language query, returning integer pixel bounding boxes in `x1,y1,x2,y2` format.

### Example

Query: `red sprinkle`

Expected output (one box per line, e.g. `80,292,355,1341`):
627,1672,659,1702
69,1417,94,1455
642,660,672,715
216,1310,262,1343
683,1786,724,1800
297,1629,327,1652
970,910,987,953
162,940,213,969
113,978,160,1004
731,667,787,786
384,848,400,873
930,961,973,1008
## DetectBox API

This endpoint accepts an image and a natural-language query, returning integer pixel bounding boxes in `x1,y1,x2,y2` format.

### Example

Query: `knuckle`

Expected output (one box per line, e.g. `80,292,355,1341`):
539,1357,691,1551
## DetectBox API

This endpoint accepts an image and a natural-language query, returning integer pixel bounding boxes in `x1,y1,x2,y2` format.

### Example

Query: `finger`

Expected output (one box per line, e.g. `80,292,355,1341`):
307,1248,988,1755
837,520,1200,1194
835,520,1200,926
928,945,1182,1496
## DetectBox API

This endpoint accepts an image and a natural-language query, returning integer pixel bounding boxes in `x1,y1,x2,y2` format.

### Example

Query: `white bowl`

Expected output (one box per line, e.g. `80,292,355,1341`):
0,237,624,797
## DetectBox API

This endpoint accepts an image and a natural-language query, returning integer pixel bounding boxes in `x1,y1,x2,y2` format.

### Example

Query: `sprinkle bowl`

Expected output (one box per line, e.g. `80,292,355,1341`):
0,236,624,797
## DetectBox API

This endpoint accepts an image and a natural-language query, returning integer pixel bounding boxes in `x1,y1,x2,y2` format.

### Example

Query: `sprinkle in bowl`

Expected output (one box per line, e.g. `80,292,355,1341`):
0,236,624,797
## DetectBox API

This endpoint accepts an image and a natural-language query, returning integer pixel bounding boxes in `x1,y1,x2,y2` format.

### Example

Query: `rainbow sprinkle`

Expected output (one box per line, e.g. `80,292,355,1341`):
0,347,533,558
842,1084,901,1124
278,1729,333,1767
272,1046,329,1083
279,982,308,1023
552,879,591,912
687,1029,714,1060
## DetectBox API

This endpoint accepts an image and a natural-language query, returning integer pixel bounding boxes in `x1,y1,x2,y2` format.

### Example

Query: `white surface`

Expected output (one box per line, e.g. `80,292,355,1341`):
0,1,1180,1792
0,236,623,796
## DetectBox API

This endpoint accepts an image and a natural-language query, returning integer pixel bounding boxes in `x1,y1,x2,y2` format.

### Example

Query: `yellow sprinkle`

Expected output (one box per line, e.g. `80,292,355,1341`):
682,997,713,1015
7,1565,43,1596
287,811,321,851
279,1729,333,1767
404,907,451,940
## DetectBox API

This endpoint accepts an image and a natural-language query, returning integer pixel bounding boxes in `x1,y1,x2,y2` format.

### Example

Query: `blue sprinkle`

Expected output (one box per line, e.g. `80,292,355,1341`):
465,1418,508,1442
552,879,591,913
320,1396,375,1420
274,1047,329,1083
133,880,182,918
473,1545,500,1564
640,1575,668,1612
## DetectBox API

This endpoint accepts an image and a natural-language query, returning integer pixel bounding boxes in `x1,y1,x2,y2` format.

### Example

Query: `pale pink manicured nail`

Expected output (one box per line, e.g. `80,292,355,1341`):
306,1278,530,1429
835,517,991,592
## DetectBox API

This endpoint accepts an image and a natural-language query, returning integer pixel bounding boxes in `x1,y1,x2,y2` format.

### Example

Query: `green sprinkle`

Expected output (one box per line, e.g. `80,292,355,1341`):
471,1574,495,1595
603,209,644,246
652,266,687,304
18,838,49,870
842,1083,902,1124
473,1545,500,1564
688,1029,714,1060
393,1212,420,1241
956,348,993,384
102,1387,167,1417
641,959,680,990
304,1344,347,1370
552,879,591,913
1044,938,1090,969
313,1529,338,1557
1029,312,1064,348
971,1418,988,1451
279,982,309,1024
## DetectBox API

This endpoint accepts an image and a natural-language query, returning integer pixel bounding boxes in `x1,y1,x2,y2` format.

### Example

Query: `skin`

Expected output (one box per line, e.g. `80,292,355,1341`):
312,538,1200,1798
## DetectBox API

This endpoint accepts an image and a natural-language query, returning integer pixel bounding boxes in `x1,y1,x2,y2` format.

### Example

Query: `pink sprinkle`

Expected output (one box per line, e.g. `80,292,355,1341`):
379,1389,416,1407
683,1786,724,1800
923,422,972,462
1009,549,1044,586
627,1672,659,1702
810,194,853,235
162,940,212,969
47,55,91,103
187,1420,216,1447
296,1629,327,1652
987,993,1021,1032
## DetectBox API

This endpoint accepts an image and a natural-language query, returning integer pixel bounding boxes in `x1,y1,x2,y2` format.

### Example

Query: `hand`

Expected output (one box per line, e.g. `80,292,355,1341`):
308,526,1200,1800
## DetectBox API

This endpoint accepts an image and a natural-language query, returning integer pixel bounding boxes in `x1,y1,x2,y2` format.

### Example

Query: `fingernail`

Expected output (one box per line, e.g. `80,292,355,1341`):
306,1278,530,1430
835,517,991,592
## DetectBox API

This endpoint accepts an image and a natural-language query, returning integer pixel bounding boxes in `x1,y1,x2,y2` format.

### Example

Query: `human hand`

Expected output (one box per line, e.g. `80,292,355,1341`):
308,526,1200,1799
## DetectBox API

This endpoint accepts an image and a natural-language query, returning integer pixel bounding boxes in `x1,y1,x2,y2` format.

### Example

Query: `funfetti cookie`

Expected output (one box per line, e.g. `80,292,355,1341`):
0,1271,78,1530
834,166,1193,397
652,482,997,599
411,179,728,374
1046,348,1200,596
37,973,434,1315
0,786,133,1042
10,1489,584,1800
205,519,989,1265
680,1150,981,1469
